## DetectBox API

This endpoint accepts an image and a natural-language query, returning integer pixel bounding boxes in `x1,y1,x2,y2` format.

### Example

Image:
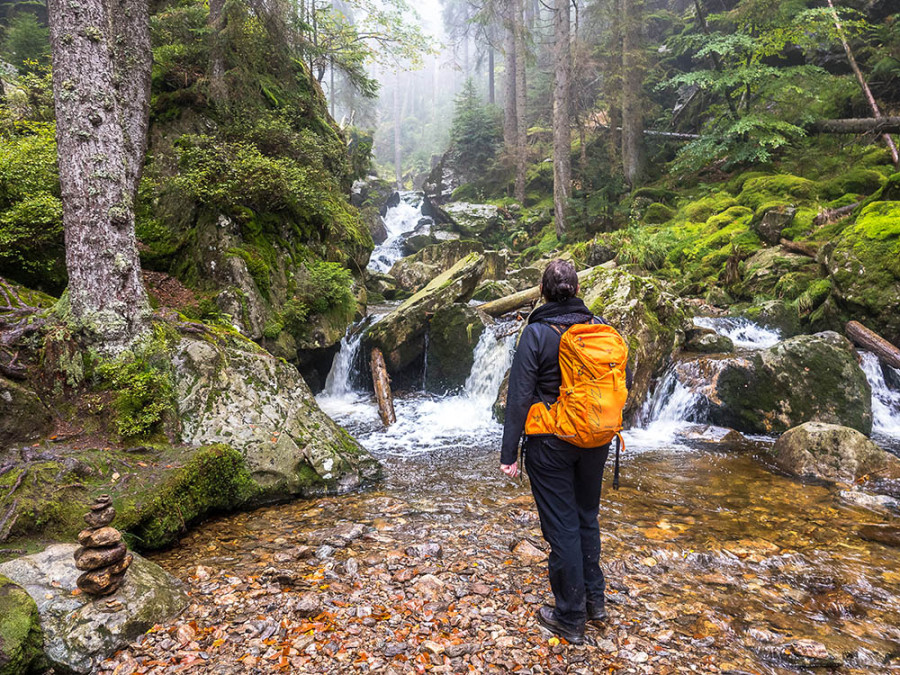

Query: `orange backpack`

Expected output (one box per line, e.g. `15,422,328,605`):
524,320,629,487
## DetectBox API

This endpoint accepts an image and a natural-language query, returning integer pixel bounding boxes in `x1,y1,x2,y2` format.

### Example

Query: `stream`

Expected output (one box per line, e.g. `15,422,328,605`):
108,198,900,673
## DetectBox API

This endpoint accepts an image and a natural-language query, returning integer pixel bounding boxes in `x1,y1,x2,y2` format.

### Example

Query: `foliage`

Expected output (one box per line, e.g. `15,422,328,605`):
448,79,502,187
0,12,49,72
96,358,174,440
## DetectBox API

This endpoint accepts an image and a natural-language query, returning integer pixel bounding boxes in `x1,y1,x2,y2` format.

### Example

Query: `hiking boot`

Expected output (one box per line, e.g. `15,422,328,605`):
535,605,585,645
586,600,608,623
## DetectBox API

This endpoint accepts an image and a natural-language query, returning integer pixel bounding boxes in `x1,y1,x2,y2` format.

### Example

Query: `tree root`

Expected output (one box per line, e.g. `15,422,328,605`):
0,499,19,542
4,467,27,500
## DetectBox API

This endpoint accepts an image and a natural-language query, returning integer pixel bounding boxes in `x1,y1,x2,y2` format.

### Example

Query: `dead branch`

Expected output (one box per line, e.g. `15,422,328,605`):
0,499,19,542
814,202,861,226
4,468,27,500
779,239,820,258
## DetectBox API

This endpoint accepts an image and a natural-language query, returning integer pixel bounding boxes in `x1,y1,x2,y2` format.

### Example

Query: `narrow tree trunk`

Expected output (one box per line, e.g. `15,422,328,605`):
513,0,527,203
826,0,899,168
488,46,495,105
813,117,900,134
552,0,571,237
846,321,900,369
370,348,397,426
208,0,227,105
620,0,644,188
47,0,150,349
503,8,517,152
394,71,402,187
329,57,335,118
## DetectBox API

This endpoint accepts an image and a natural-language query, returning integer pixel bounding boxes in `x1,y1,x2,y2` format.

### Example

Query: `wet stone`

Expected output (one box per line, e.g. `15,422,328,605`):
406,542,443,558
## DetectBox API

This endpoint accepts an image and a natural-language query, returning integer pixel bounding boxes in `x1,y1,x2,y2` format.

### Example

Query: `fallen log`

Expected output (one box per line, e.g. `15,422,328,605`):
480,264,611,317
846,321,900,370
779,238,820,258
369,347,396,427
812,116,900,135
813,202,860,226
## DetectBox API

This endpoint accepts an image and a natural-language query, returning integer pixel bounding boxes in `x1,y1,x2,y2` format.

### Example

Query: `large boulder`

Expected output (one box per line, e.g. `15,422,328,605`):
771,422,900,483
734,245,817,300
824,199,900,345
0,574,43,675
441,203,504,239
579,267,690,417
0,544,187,674
0,377,52,449
389,240,484,293
425,305,488,392
366,253,485,374
702,332,872,435
173,333,381,499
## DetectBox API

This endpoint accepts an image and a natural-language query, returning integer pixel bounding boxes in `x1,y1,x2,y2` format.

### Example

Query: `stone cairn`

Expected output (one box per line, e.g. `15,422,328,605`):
74,495,133,595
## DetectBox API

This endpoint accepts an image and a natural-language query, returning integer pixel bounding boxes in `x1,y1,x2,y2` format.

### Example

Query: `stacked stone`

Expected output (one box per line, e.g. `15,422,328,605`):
74,495,133,595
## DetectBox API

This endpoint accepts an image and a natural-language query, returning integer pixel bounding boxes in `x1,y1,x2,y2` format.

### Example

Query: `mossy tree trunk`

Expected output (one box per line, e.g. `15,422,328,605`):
47,0,151,349
513,0,527,203
503,4,517,153
620,0,644,189
552,0,571,237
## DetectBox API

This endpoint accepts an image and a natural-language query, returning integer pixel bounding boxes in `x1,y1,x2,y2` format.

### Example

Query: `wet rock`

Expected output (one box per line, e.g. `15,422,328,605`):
0,573,43,675
390,240,485,293
841,489,900,514
579,266,690,418
472,279,516,302
701,332,872,435
406,543,443,559
783,639,841,668
506,266,542,292
512,539,547,564
173,334,381,504
0,544,187,674
293,592,321,618
425,304,488,391
857,524,900,547
772,422,899,483
365,253,485,373
685,330,734,354
0,376,53,449
365,271,401,301
740,298,803,337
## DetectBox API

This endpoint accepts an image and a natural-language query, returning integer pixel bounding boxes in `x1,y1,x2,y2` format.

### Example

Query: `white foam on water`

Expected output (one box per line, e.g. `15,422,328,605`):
367,192,425,274
322,331,364,397
693,316,782,350
860,351,900,439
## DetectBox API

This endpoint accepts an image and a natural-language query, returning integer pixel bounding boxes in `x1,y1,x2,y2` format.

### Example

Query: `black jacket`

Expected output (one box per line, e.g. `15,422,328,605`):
500,297,604,465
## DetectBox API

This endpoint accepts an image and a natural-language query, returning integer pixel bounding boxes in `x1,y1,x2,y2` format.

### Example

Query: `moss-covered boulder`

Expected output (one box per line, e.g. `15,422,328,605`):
685,329,734,354
425,305,487,392
825,200,900,345
441,202,504,239
0,544,187,674
704,332,872,435
365,253,485,374
472,279,516,302
0,376,52,448
389,240,484,293
579,267,690,417
735,246,818,300
753,206,795,245
0,574,42,675
173,333,380,499
771,422,900,484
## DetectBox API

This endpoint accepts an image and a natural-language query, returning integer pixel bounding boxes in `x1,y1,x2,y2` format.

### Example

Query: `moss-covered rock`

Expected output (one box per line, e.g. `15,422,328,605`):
737,174,819,211
0,377,52,448
734,246,818,301
472,279,516,302
643,202,676,224
0,544,187,674
365,253,485,374
579,267,690,417
389,240,484,293
425,305,487,392
771,422,900,484
441,202,504,240
685,329,734,354
820,169,886,201
0,574,43,675
825,200,900,345
703,332,872,435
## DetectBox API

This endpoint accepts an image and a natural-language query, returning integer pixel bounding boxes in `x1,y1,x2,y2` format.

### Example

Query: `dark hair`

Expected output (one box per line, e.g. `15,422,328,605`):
541,259,578,302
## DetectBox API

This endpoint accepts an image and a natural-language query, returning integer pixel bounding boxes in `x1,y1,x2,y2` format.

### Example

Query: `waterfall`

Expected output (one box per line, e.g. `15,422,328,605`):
322,330,365,397
860,352,900,438
693,316,781,350
462,325,516,406
367,192,426,274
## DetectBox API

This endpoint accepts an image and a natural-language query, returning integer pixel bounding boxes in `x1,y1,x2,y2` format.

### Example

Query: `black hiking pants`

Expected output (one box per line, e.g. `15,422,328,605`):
525,437,610,631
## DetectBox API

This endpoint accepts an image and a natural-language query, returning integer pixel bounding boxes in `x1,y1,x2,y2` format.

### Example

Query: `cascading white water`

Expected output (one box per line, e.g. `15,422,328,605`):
322,330,364,397
692,316,781,350
859,351,900,438
367,192,426,274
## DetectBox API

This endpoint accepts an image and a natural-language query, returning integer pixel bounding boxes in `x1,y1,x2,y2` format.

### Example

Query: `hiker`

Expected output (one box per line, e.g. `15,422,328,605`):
499,258,628,645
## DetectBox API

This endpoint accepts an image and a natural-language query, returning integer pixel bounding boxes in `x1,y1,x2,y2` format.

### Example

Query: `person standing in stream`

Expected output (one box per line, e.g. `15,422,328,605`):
499,258,619,645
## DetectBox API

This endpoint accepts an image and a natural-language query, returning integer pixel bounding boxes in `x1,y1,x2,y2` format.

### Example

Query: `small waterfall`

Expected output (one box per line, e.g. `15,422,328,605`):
860,352,900,438
323,330,365,397
368,192,426,274
693,316,781,350
462,325,517,405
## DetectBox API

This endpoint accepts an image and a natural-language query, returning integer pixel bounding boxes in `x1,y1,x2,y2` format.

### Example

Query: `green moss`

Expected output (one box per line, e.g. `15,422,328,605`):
737,174,819,210
0,575,44,675
852,201,900,241
225,246,272,298
821,168,886,200
681,193,737,222
644,202,676,224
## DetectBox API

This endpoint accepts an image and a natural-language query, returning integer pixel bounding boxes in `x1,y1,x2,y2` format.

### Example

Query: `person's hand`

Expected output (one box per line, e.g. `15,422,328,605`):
500,462,519,477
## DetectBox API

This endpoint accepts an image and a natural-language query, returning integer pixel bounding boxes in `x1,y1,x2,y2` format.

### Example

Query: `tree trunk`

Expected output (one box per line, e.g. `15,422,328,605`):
394,71,402,188
47,0,150,349
503,6,517,152
208,0,227,105
620,0,644,188
552,0,571,237
480,265,610,316
813,116,900,135
845,321,900,369
488,46,495,105
826,0,899,169
329,56,335,118
513,0,527,203
370,348,397,427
